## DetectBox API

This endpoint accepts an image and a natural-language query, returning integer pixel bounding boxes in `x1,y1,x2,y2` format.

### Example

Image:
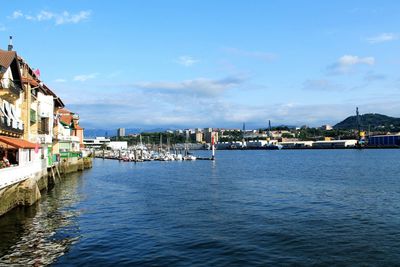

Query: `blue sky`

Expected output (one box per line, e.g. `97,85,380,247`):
1,1,399,129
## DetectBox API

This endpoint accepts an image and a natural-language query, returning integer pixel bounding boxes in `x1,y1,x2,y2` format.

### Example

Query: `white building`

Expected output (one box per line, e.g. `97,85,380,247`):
246,140,269,148
0,136,46,190
117,128,125,137
279,141,314,148
321,124,333,131
83,137,111,149
312,140,357,148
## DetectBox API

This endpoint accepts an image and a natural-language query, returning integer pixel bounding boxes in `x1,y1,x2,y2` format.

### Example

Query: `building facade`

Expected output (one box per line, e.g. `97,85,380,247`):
117,128,125,137
0,44,86,188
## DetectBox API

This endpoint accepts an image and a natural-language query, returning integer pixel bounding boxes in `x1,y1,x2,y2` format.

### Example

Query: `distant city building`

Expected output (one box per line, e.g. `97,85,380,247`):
184,129,191,140
321,124,333,131
195,129,203,143
117,128,125,137
175,129,183,135
204,131,219,144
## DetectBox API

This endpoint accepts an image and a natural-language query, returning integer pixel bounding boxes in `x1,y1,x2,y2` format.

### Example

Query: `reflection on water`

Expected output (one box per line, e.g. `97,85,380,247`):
0,172,84,266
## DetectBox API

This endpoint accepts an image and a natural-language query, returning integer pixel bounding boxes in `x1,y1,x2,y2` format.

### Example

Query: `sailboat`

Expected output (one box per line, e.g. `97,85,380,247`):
183,135,196,160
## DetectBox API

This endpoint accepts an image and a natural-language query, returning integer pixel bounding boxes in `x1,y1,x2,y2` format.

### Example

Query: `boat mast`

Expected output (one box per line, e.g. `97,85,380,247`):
268,120,272,139
159,133,162,152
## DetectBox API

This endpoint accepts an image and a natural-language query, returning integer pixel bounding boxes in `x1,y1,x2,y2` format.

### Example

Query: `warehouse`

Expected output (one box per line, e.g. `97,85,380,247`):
368,135,400,147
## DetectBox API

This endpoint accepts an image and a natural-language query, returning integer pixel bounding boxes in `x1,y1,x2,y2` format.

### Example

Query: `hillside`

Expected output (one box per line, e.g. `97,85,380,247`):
334,113,400,130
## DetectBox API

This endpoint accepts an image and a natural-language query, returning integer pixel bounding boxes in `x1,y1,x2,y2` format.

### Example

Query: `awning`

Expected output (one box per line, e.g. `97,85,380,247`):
0,136,37,149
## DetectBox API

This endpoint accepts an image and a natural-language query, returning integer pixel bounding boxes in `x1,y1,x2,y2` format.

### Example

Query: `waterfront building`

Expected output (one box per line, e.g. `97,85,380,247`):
0,47,51,188
279,141,314,148
204,130,219,144
312,140,357,148
18,55,67,166
0,49,24,138
57,108,84,152
368,134,400,147
83,137,111,149
0,49,40,174
0,39,92,216
117,127,125,137
246,140,269,148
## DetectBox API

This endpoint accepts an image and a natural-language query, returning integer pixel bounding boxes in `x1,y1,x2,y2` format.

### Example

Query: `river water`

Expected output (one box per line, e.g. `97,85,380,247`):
1,150,400,266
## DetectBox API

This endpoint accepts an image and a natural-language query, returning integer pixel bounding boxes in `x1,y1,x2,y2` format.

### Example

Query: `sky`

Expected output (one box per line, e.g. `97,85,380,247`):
1,1,399,129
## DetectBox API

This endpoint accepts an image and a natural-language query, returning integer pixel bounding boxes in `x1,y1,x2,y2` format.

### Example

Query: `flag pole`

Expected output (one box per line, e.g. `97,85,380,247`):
211,133,215,160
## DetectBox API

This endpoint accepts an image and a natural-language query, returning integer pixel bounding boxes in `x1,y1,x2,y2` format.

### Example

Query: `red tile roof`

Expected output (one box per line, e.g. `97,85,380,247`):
58,108,72,114
60,114,73,125
0,50,17,71
0,136,37,149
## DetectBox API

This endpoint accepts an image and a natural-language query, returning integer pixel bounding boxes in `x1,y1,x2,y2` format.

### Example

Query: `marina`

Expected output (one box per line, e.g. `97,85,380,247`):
94,145,215,162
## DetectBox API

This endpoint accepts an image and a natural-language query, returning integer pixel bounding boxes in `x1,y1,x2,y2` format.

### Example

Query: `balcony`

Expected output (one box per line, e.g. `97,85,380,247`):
0,78,22,101
37,134,52,144
0,116,24,136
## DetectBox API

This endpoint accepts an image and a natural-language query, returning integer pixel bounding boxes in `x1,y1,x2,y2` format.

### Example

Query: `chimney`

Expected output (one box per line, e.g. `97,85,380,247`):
7,36,13,51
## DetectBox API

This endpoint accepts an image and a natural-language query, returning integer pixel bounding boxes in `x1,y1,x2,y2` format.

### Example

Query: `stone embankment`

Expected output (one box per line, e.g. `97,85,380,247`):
0,157,93,217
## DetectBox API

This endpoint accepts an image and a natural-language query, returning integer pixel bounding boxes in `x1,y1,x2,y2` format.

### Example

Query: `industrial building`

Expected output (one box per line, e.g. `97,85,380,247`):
312,140,358,148
368,135,400,147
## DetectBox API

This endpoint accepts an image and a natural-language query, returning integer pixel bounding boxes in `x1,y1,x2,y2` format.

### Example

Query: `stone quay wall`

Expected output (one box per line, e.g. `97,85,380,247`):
0,157,93,217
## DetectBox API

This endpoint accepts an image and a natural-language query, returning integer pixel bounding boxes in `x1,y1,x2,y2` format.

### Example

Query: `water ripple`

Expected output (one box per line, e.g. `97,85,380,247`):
1,150,400,266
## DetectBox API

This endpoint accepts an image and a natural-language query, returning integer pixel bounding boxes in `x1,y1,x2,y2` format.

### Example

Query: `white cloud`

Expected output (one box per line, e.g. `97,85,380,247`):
55,11,91,25
223,47,276,62
176,56,198,67
73,73,98,82
339,55,375,66
132,76,245,97
328,55,375,74
61,79,400,129
9,10,91,25
10,10,23,19
366,33,398,44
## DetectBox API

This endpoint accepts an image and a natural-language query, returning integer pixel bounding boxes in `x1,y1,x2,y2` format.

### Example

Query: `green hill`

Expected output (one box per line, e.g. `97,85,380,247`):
334,113,400,131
